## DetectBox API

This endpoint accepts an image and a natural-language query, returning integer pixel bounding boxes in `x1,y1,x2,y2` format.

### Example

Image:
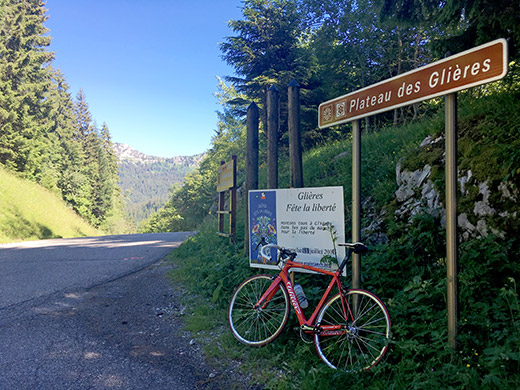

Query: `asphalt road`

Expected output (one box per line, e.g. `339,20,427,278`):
0,233,239,390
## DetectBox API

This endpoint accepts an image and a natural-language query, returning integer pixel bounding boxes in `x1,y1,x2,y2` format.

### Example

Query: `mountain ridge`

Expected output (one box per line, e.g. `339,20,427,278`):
112,143,203,227
113,143,205,166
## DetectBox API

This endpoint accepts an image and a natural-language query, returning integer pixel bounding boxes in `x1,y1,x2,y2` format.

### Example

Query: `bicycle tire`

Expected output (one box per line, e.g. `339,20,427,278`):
228,274,290,347
314,289,391,372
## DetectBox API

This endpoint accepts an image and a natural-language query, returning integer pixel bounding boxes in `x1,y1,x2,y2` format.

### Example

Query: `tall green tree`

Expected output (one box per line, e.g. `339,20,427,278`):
45,68,90,202
220,0,315,154
303,0,432,128
0,1,122,229
220,0,312,100
70,91,120,226
92,122,119,224
0,0,53,176
71,89,99,223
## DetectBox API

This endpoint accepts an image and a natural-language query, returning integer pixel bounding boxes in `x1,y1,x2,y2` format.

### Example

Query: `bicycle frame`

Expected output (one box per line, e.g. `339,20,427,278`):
230,241,390,372
254,258,353,335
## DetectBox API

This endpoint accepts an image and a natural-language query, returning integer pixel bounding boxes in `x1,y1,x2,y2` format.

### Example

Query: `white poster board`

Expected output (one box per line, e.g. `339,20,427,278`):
248,186,345,273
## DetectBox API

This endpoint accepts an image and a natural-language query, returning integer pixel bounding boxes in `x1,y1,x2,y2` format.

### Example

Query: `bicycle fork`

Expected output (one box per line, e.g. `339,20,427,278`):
253,276,282,311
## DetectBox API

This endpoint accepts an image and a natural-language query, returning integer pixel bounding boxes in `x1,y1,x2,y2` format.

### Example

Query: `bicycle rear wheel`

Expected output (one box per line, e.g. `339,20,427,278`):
228,274,290,346
314,289,391,372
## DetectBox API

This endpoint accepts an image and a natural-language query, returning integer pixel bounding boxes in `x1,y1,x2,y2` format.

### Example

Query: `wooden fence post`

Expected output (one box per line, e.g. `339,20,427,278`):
245,102,259,254
267,85,279,189
288,80,303,188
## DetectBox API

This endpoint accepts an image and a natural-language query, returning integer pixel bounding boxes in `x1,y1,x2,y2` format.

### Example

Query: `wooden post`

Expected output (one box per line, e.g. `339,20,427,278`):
445,92,458,349
267,85,279,189
245,102,259,253
288,80,303,188
352,119,361,289
218,160,226,235
230,155,237,244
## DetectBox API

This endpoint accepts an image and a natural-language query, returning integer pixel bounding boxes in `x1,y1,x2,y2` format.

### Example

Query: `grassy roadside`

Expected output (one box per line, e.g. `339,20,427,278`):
166,220,295,388
167,220,519,389
166,86,520,389
163,107,441,388
0,166,101,243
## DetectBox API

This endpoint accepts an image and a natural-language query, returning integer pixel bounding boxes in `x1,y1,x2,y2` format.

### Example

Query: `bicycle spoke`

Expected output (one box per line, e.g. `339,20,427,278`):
228,275,290,346
315,290,390,372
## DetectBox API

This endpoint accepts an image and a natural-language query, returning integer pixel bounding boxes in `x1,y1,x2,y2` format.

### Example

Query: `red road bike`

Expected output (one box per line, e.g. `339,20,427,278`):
228,240,391,372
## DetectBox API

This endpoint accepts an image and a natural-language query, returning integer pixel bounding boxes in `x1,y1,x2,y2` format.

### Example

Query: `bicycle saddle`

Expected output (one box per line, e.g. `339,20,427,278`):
338,242,369,254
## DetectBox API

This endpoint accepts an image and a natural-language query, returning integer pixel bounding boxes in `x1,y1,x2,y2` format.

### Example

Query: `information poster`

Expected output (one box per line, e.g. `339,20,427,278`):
249,187,345,272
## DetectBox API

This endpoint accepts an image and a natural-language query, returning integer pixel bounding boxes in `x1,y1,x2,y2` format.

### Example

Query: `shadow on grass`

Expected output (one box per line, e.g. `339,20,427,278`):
1,205,62,241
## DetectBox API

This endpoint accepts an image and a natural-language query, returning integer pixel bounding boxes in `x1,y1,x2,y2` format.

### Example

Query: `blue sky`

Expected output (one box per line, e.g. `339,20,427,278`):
45,0,244,157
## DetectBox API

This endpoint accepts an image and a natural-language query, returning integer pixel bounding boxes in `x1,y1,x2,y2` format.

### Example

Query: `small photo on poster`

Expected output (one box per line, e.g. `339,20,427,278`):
249,190,278,266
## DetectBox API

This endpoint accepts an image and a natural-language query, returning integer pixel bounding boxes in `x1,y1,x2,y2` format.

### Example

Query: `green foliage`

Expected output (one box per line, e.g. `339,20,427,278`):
220,0,313,100
166,80,520,388
0,1,122,230
118,157,197,226
138,205,184,233
378,0,520,60
357,228,520,389
0,0,53,174
169,213,519,389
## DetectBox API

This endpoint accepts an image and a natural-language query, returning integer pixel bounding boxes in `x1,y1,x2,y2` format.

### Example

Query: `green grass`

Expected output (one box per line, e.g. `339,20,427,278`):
167,85,520,389
0,166,101,243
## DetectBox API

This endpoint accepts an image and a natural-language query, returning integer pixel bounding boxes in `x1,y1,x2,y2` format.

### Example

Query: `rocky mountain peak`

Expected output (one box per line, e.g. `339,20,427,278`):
112,143,204,166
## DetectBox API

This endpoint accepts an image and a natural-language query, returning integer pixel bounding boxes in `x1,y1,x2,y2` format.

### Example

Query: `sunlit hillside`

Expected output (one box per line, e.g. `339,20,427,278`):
0,167,101,244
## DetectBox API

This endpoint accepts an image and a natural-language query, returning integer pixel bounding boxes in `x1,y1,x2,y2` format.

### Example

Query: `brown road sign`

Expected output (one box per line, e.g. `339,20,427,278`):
318,39,508,128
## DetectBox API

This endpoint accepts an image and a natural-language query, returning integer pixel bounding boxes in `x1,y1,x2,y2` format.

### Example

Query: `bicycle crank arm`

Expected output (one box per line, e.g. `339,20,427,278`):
300,324,316,332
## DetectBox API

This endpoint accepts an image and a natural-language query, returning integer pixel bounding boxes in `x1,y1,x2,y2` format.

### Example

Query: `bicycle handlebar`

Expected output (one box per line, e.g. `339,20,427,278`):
256,238,368,268
259,243,281,262
259,243,297,263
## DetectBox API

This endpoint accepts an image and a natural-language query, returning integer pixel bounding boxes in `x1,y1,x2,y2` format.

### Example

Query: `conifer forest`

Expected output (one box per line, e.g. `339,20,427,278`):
0,0,119,228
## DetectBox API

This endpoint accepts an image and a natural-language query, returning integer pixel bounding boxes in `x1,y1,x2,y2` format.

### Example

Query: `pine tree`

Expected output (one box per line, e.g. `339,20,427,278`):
45,68,91,207
0,0,53,176
72,89,98,223
220,0,312,100
0,1,122,228
72,91,120,226
92,122,119,224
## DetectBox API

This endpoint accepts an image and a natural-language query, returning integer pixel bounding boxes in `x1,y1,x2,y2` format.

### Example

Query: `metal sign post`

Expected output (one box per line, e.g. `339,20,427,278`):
351,119,361,289
445,92,458,348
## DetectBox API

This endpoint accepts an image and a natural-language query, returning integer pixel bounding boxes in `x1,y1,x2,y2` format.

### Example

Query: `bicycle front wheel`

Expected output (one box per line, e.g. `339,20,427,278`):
228,274,290,347
314,289,391,372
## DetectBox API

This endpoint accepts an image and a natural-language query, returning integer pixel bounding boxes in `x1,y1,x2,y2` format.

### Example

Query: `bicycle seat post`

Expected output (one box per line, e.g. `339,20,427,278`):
338,248,353,275
337,242,368,276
